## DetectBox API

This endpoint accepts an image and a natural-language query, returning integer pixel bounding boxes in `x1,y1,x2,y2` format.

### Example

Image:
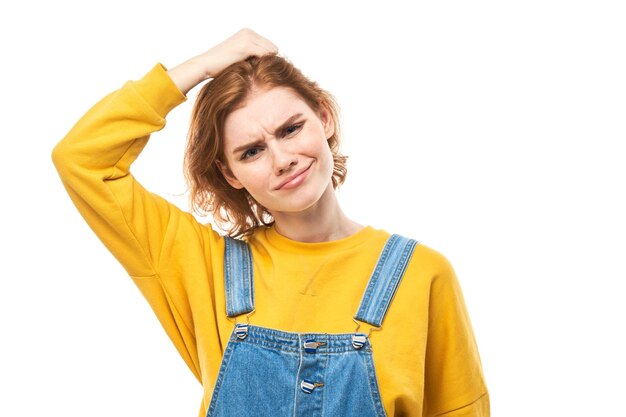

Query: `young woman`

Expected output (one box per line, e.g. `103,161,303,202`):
52,28,489,417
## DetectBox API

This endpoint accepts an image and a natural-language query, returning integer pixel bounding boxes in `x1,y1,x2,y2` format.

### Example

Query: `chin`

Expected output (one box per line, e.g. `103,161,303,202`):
266,186,328,215
271,196,321,214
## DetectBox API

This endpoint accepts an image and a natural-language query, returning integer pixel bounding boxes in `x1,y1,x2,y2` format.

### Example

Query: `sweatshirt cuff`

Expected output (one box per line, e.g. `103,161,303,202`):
131,63,187,118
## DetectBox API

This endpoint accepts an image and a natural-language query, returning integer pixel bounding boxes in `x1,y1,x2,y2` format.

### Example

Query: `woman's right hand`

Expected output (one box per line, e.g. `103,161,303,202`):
167,28,279,95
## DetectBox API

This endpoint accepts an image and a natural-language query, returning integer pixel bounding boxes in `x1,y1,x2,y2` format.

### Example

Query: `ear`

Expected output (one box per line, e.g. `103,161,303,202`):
319,103,335,139
216,160,245,190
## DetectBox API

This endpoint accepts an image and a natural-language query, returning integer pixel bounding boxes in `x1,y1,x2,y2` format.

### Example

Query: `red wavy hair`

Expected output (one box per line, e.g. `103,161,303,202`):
184,54,347,238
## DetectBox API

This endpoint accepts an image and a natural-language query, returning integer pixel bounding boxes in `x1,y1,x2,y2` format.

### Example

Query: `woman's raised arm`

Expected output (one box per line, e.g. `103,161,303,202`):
50,29,277,381
51,28,277,278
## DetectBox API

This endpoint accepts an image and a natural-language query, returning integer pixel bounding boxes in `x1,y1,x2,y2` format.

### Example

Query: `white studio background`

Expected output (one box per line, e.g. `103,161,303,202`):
1,0,624,416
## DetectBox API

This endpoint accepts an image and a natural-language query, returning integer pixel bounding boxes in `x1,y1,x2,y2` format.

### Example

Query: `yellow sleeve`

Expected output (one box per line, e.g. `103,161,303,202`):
51,63,188,277
423,255,490,416
51,64,214,381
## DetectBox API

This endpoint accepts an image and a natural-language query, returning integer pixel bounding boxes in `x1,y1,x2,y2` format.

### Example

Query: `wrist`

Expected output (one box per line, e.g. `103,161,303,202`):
166,56,210,95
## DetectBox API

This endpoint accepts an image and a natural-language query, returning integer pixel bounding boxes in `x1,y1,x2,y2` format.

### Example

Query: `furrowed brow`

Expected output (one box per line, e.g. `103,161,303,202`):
232,113,303,154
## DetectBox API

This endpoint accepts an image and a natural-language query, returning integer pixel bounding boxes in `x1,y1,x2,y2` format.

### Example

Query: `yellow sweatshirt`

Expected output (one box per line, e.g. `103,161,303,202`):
51,63,489,417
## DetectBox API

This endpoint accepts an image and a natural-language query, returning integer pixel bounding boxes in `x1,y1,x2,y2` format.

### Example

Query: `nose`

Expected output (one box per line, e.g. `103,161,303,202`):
272,145,298,176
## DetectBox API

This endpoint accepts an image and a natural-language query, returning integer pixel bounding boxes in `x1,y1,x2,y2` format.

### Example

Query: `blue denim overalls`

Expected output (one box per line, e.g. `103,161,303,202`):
206,234,418,417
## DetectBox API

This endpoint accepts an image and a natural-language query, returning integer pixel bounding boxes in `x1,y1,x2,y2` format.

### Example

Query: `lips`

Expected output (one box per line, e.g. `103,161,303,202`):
275,163,313,190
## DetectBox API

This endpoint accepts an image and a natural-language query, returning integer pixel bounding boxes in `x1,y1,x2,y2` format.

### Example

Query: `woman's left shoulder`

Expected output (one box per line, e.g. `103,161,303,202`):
375,228,447,262
380,230,456,278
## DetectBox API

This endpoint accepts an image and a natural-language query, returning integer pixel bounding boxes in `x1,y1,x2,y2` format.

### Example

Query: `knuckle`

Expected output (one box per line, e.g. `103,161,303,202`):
239,28,254,37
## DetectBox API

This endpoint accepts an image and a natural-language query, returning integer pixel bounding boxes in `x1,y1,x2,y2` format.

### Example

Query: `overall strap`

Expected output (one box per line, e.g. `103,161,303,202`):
354,234,418,328
223,236,255,317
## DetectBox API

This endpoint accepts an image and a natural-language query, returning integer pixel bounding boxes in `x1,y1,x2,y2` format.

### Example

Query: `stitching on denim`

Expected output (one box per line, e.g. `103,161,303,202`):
224,237,255,317
355,234,395,322
232,238,243,316
235,337,370,355
358,235,396,324
205,328,238,417
319,339,330,416
292,334,303,417
224,237,233,317
242,241,254,310
367,238,418,326
228,238,254,317
231,325,375,354
373,239,417,325
363,350,388,417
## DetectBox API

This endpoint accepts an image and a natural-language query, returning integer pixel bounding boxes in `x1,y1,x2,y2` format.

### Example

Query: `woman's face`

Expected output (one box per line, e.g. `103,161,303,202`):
220,86,336,216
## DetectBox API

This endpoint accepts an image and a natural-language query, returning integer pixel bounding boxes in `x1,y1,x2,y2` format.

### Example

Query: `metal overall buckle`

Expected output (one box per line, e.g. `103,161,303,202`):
351,318,382,349
232,309,256,340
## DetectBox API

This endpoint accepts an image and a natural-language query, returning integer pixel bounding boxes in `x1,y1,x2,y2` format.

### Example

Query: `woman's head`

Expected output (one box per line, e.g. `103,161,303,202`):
184,54,347,237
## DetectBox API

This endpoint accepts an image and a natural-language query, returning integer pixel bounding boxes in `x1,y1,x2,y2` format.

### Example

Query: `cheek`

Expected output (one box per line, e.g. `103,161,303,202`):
232,164,268,190
324,151,335,179
319,141,335,170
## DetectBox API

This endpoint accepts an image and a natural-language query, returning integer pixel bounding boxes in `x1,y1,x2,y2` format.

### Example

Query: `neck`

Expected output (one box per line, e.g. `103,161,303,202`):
271,184,363,243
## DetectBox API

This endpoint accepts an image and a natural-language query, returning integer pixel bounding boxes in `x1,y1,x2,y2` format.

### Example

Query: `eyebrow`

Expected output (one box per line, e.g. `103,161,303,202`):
232,113,304,154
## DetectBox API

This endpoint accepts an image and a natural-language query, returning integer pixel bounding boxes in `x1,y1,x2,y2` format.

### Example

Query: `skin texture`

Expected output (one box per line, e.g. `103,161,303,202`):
219,86,335,215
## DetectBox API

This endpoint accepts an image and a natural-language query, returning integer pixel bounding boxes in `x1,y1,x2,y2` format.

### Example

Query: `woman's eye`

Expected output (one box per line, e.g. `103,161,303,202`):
239,123,303,160
241,147,261,160
283,123,303,136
